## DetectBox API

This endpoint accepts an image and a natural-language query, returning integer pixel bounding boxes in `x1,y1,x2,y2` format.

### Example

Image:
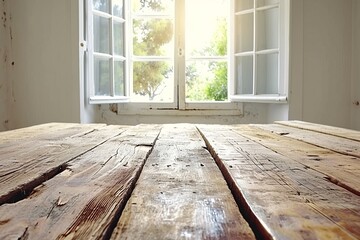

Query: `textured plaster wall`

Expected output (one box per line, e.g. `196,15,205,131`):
0,0,10,131
5,0,81,129
2,0,359,129
351,0,360,130
302,0,353,128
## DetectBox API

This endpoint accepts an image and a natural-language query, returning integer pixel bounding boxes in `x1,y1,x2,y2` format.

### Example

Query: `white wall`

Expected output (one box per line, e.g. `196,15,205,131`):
0,0,10,131
1,0,359,129
4,0,82,129
351,0,360,130
302,0,353,128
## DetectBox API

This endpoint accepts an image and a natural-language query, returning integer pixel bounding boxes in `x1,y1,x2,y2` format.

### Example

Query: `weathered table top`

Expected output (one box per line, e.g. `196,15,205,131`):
0,121,359,239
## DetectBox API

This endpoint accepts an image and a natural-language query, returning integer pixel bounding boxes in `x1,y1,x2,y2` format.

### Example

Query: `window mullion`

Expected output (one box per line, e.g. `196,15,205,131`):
110,0,115,97
128,0,134,99
228,0,235,99
277,1,282,94
176,0,185,110
88,1,95,98
253,0,257,95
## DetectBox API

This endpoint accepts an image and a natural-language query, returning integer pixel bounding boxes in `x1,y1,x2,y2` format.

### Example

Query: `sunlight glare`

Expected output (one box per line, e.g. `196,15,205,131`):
185,0,228,57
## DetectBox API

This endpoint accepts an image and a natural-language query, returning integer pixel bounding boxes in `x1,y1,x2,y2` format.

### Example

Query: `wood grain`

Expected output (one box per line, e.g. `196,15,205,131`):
0,122,358,240
256,123,360,158
0,123,106,144
235,124,360,196
111,124,255,240
0,124,161,239
0,124,124,205
198,124,360,240
276,120,360,141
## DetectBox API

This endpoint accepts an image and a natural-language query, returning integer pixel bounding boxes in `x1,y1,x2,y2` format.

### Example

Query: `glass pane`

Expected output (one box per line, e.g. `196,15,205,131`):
186,60,228,102
114,21,124,56
93,0,110,13
132,61,174,102
257,7,279,50
133,18,173,56
132,0,174,14
93,15,110,54
256,53,278,94
235,13,253,53
94,57,111,96
236,0,254,12
235,56,253,94
113,0,124,18
257,0,279,7
186,0,228,57
114,61,125,96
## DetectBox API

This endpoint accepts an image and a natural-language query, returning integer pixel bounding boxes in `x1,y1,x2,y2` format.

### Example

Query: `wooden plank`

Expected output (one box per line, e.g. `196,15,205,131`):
256,123,360,159
0,124,161,239
198,125,360,240
111,124,255,239
0,123,106,144
0,124,124,205
276,120,360,142
234,125,360,196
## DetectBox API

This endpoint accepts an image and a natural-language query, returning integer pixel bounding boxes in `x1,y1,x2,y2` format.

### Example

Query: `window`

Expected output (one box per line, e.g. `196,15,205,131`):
86,0,289,110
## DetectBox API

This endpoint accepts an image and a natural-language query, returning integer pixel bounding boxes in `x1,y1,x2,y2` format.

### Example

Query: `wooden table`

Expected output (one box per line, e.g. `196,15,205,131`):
0,121,359,239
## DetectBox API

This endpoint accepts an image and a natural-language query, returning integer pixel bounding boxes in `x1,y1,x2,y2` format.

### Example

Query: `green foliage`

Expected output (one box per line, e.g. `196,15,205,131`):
139,0,164,11
131,0,227,101
186,18,228,101
205,62,228,101
132,1,173,100
133,61,171,100
204,19,228,101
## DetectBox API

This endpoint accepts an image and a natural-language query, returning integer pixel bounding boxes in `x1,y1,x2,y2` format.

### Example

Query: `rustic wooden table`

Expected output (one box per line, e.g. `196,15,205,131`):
0,121,359,239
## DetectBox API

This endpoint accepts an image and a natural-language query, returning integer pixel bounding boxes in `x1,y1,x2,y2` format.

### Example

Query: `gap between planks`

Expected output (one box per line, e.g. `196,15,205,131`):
239,124,360,196
0,124,161,239
197,124,360,240
0,124,126,206
110,124,256,240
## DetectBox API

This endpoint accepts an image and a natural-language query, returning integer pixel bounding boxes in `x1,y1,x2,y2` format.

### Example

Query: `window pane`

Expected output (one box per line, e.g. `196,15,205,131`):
256,53,278,94
114,21,124,56
93,0,110,13
235,13,253,53
186,0,228,57
132,61,174,102
93,15,110,54
114,60,125,96
235,56,253,94
186,60,228,101
236,0,254,12
257,0,279,7
113,0,124,18
133,18,174,56
257,7,279,50
94,57,111,96
132,0,174,14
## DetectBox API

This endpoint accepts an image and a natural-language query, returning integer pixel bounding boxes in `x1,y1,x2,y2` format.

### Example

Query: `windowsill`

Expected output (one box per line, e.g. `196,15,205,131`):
116,108,243,116
89,96,130,104
230,94,288,103
90,95,288,117
116,102,243,116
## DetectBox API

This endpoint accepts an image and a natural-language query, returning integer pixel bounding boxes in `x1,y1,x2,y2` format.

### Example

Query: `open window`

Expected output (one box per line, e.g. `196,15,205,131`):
86,0,289,111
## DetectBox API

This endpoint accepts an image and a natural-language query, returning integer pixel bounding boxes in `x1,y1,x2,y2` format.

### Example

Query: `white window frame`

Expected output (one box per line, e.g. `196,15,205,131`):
85,0,290,114
229,0,289,103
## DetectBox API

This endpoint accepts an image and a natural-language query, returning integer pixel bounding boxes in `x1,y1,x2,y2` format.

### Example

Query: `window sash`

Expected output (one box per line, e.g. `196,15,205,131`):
87,0,289,106
229,0,289,102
